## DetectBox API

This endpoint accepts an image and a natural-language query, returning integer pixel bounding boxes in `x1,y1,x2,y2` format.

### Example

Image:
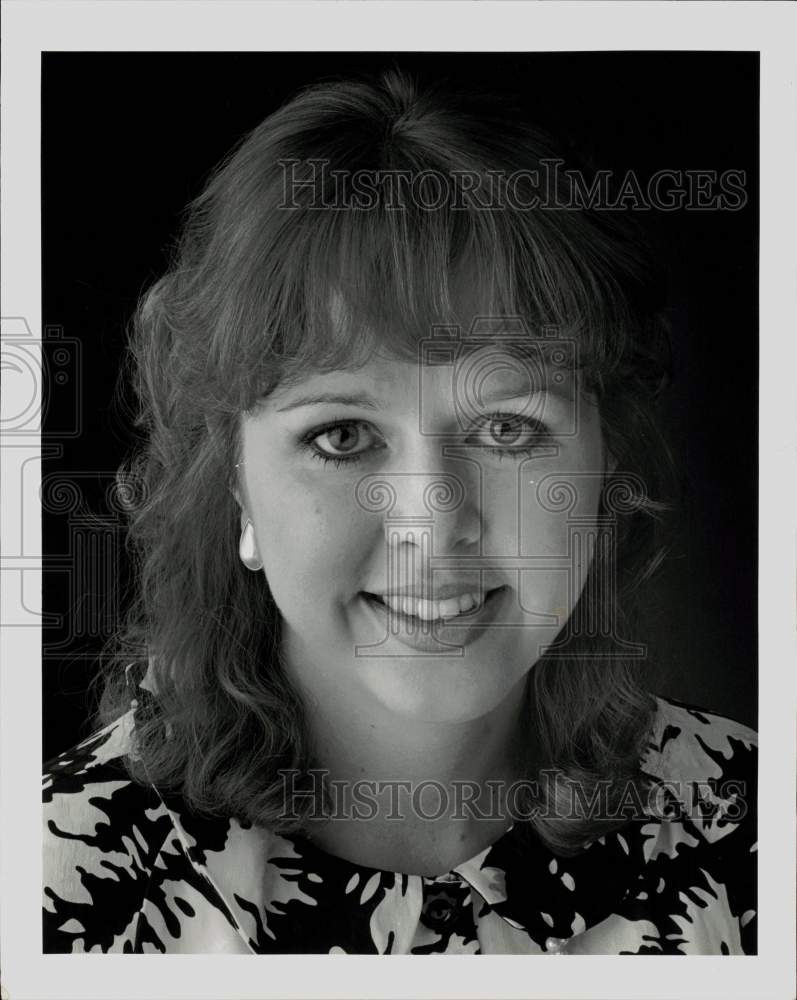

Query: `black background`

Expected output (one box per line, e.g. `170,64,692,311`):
41,52,759,762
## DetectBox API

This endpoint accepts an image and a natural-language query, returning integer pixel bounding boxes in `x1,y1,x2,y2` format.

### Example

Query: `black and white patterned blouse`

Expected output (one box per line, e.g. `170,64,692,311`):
42,696,757,954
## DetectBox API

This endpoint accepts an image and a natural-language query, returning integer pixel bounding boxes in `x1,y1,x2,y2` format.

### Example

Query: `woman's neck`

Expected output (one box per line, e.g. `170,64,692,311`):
289,671,536,875
306,676,530,784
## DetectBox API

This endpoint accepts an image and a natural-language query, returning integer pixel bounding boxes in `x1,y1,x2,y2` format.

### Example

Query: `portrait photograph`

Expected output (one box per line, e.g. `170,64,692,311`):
2,3,795,1000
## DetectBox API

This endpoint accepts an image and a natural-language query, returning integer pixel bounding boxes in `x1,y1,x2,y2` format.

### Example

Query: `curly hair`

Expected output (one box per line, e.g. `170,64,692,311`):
95,68,678,856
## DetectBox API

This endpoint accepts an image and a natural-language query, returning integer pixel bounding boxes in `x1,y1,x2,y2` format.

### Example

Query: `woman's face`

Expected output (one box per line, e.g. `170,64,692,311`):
237,340,611,724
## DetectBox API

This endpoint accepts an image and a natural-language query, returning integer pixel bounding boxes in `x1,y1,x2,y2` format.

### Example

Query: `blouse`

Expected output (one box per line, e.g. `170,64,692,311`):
42,695,757,955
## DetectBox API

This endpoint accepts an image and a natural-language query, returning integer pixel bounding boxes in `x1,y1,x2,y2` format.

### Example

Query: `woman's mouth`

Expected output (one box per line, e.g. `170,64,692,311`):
363,590,485,623
358,586,508,653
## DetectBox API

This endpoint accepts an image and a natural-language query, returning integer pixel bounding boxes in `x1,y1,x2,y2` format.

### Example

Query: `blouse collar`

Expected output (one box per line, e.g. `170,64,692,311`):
154,780,660,953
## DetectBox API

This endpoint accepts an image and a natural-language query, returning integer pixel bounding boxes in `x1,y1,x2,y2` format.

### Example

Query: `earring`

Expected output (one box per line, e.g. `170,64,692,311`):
238,519,263,572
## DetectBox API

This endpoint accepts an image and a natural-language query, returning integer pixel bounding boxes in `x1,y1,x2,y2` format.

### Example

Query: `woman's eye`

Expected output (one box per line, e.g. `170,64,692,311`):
470,413,553,453
306,421,384,463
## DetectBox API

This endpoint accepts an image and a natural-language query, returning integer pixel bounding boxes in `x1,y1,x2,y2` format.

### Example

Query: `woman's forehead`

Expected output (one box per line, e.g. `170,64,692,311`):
265,341,581,410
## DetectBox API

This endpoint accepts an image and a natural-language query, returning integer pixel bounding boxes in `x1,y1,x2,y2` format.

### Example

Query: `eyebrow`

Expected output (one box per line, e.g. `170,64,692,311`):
274,383,571,413
481,383,571,404
275,391,381,413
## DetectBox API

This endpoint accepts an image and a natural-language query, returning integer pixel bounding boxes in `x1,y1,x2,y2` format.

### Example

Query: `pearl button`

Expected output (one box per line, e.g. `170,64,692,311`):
545,936,568,954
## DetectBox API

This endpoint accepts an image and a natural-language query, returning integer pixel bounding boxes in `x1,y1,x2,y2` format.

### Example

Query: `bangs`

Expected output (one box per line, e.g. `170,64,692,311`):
172,72,657,416
229,193,639,410
264,199,528,380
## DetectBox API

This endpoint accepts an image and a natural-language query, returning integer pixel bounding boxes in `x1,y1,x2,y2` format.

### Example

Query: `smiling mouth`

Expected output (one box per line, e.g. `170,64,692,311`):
361,588,504,624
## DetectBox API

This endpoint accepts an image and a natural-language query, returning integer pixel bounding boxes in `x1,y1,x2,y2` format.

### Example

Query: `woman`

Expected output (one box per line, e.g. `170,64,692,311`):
42,70,757,955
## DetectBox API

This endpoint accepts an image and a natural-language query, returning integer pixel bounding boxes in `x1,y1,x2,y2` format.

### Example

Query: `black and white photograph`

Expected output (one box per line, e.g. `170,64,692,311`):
2,3,795,999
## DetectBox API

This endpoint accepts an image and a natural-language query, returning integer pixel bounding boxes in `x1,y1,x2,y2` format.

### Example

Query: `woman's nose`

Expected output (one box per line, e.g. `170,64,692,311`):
358,459,482,557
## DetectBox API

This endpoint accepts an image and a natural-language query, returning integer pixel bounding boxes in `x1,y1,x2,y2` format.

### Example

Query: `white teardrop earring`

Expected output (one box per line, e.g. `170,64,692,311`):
238,519,263,572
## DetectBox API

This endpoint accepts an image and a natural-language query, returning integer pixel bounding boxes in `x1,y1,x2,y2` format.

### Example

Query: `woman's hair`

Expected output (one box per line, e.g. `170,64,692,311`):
96,68,677,855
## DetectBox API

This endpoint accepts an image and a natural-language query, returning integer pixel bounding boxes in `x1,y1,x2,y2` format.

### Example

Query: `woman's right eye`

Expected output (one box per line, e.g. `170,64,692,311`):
304,421,386,465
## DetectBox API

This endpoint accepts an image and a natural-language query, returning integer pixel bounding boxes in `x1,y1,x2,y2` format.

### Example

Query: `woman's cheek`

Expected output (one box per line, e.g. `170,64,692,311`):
513,463,604,620
515,510,567,617
259,482,375,593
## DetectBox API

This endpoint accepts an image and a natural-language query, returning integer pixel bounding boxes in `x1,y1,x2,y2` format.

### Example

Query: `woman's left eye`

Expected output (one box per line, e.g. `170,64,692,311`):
304,420,385,465
469,413,554,454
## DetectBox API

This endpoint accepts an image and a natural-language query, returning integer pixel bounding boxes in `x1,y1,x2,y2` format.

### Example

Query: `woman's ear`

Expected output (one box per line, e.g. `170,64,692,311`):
231,470,248,525
232,490,252,532
229,487,254,544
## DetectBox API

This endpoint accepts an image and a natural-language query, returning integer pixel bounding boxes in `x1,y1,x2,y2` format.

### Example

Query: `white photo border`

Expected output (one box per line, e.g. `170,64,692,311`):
2,2,796,999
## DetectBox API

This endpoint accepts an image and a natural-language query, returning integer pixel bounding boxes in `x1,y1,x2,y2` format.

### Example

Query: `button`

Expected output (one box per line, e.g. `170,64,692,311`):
544,936,568,954
420,885,460,932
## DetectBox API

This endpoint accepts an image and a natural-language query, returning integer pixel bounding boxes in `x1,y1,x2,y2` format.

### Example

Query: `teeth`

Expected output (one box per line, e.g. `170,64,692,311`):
458,592,477,614
379,592,483,621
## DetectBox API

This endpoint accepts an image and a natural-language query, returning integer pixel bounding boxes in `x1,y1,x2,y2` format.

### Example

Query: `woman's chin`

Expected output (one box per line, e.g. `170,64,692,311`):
353,652,532,724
